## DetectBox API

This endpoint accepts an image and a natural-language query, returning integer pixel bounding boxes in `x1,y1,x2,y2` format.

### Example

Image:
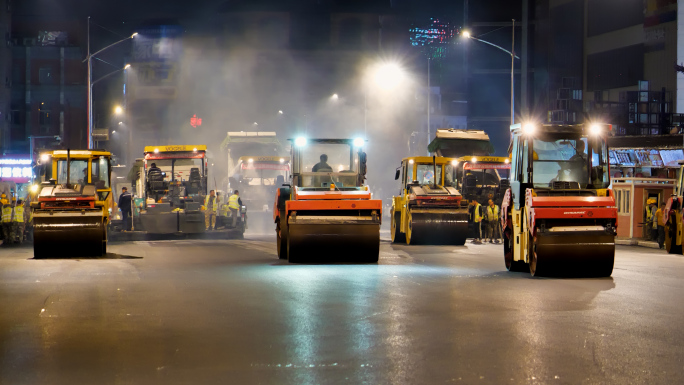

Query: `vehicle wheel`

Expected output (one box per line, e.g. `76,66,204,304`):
405,211,416,245
529,231,543,276
276,217,288,260
391,212,405,243
504,226,527,272
664,213,682,254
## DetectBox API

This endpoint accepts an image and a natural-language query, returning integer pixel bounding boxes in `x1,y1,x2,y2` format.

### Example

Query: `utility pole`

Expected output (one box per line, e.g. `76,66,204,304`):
427,57,431,155
87,16,92,149
511,19,515,125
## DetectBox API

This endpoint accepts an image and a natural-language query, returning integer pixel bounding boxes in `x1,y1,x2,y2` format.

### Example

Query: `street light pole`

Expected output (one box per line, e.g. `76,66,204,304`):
462,29,520,126
511,19,515,126
427,57,431,155
87,16,92,149
84,21,137,149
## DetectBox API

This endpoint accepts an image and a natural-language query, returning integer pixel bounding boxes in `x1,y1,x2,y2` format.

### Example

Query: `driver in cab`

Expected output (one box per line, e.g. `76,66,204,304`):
312,154,333,172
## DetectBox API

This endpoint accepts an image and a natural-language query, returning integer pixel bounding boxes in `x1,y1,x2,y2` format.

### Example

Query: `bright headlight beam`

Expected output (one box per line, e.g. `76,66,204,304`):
353,138,365,147
589,124,602,135
523,123,535,135
451,160,458,166
295,137,307,147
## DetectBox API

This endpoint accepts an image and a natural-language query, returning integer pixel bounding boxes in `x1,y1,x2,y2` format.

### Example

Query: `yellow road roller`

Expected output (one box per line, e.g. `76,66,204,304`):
391,156,469,245
501,123,617,277
664,160,684,255
31,149,112,258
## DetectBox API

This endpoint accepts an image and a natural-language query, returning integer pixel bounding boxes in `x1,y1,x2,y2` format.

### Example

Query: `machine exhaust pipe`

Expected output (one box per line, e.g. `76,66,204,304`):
432,155,437,189
66,148,71,188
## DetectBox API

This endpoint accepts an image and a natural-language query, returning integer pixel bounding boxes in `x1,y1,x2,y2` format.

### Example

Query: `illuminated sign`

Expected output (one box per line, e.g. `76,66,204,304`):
0,159,31,165
463,163,511,170
190,114,202,128
0,157,32,182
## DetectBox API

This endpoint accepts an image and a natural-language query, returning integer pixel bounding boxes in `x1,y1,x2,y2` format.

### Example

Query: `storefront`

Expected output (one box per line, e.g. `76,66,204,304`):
0,157,33,198
609,147,682,179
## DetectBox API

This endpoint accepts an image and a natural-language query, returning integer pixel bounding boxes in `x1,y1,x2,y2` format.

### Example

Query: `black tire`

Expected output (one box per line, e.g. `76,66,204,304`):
665,212,682,254
391,212,405,243
276,216,288,260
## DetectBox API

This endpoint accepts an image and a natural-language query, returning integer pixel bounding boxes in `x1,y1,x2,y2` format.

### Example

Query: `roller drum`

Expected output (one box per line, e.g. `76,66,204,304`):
408,210,468,245
33,212,105,259
287,222,380,263
531,231,614,277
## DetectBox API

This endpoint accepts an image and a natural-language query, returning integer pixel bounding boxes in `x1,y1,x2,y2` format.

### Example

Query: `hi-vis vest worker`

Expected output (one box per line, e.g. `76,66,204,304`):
204,195,218,212
13,204,24,223
228,194,240,210
473,203,482,223
2,205,12,223
487,205,499,221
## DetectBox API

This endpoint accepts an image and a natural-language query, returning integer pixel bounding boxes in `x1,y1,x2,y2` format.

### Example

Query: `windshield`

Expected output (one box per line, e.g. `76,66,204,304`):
57,160,88,185
532,135,609,189
148,158,204,181
91,156,110,189
415,164,442,185
297,142,359,188
239,163,288,186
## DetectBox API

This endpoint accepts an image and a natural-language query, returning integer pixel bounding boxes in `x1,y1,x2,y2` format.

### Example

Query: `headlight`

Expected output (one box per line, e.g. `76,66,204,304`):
589,123,602,135
30,184,39,193
523,123,535,135
295,137,307,147
353,137,365,148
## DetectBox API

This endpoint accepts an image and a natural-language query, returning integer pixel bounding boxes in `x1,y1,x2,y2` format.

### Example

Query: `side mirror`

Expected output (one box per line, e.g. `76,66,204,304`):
394,168,400,180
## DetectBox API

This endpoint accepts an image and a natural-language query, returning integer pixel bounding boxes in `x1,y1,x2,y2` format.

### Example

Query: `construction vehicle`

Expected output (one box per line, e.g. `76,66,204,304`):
664,160,684,254
428,128,495,158
501,123,617,277
222,132,287,233
390,156,469,245
274,138,381,263
31,149,112,258
454,156,511,206
229,155,290,210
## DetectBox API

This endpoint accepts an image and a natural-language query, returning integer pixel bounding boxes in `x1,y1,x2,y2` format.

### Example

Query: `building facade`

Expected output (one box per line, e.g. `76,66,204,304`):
0,0,11,153
10,38,86,156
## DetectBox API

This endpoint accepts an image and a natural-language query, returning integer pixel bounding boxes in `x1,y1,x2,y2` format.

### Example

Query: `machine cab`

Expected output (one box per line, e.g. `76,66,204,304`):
454,155,511,204
509,123,611,209
394,156,458,196
290,138,367,190
141,145,208,207
35,150,112,204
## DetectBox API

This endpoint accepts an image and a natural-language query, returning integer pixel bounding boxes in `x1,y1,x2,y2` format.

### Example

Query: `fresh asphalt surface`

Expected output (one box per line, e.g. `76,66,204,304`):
1,232,683,384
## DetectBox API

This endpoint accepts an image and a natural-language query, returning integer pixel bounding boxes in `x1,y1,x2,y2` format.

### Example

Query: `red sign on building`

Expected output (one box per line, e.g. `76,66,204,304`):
190,115,202,128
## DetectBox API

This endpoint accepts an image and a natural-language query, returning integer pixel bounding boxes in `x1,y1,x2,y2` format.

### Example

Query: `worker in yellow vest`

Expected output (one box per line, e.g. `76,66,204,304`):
204,190,218,230
13,199,25,244
470,199,483,244
644,198,656,240
228,190,242,227
486,199,501,243
2,200,14,244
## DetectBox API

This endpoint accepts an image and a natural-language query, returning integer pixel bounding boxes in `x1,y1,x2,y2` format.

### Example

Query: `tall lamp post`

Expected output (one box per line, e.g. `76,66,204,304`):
84,16,137,149
462,20,519,125
366,61,405,137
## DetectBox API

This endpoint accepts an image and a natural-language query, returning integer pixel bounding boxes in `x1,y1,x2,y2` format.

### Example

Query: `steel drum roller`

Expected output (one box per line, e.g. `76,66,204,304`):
287,221,380,263
409,209,469,245
532,231,615,277
33,212,105,259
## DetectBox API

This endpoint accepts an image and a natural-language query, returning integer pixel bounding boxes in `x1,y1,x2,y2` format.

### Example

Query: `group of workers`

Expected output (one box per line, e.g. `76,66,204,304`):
469,198,501,245
203,189,242,231
1,193,27,245
644,199,667,249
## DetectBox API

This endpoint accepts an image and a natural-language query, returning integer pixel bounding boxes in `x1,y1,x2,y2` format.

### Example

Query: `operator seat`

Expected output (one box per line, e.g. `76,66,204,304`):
147,168,166,201
187,167,201,195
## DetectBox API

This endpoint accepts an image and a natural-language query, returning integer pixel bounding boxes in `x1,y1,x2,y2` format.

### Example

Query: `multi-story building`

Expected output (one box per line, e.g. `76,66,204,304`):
10,35,86,156
0,0,11,153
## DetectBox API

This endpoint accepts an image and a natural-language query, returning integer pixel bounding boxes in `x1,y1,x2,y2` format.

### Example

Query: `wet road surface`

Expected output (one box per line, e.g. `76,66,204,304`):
1,237,682,384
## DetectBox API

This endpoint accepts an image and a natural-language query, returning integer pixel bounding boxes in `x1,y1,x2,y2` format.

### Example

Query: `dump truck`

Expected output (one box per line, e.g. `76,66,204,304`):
390,156,469,245
31,149,112,258
664,159,684,254
501,123,617,277
274,138,381,263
